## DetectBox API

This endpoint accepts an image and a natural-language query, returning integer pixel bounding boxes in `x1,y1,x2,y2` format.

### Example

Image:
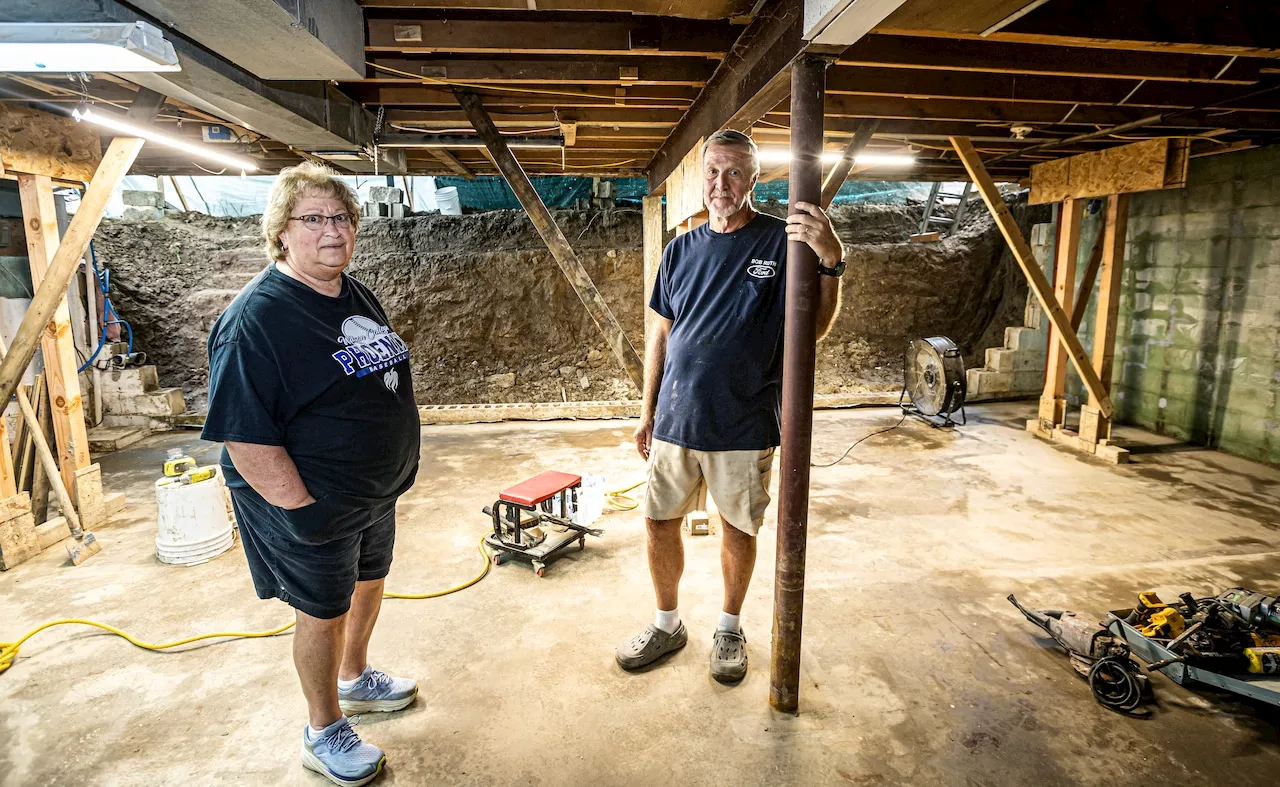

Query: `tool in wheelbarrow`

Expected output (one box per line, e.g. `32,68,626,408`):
482,471,603,577
1008,594,1149,714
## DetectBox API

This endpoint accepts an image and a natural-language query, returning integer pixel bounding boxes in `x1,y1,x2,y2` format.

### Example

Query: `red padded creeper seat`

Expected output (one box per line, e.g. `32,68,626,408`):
499,471,583,507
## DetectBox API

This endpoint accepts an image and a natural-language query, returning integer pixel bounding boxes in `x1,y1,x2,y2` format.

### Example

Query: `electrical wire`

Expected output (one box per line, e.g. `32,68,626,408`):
1,537,491,675
78,242,133,373
810,412,909,468
606,479,646,511
366,61,685,104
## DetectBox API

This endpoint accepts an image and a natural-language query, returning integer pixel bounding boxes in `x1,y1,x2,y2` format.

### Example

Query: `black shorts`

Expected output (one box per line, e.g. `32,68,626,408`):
229,486,397,619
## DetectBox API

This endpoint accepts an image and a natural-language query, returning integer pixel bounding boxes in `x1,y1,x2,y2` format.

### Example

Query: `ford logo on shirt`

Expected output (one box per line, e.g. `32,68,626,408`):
747,258,778,279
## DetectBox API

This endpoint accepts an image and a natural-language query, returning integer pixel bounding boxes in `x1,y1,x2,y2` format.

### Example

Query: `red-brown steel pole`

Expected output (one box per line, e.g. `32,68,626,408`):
769,53,828,713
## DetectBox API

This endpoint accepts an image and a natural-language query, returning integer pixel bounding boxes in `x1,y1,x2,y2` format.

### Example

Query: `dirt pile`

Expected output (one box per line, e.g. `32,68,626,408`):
92,196,1040,408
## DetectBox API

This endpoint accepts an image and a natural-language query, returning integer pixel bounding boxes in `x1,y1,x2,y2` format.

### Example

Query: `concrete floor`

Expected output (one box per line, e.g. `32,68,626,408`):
2,402,1279,786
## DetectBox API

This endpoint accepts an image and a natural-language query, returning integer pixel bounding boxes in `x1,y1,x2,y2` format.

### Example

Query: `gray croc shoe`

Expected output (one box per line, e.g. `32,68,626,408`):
710,629,747,683
616,622,688,671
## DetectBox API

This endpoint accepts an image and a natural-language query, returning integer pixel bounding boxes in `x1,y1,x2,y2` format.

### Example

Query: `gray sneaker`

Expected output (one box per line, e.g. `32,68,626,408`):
338,666,418,714
710,629,747,683
616,622,688,671
301,716,386,787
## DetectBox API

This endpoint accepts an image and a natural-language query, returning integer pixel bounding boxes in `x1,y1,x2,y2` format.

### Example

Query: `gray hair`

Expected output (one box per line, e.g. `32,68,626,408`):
701,129,760,178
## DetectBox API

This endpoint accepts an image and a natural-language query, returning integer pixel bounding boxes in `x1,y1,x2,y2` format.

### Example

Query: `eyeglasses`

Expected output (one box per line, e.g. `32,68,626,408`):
289,213,353,231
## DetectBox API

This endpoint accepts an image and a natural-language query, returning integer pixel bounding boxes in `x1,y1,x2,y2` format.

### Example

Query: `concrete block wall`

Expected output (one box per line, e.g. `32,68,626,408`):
966,223,1052,399
1111,144,1280,465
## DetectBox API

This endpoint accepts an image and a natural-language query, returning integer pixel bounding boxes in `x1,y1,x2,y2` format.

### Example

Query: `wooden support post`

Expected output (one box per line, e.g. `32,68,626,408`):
950,136,1113,419
820,119,878,208
168,175,189,212
0,406,14,500
1039,197,1083,429
642,194,663,345
456,91,645,391
0,137,144,415
17,174,91,500
771,53,828,715
1081,194,1130,447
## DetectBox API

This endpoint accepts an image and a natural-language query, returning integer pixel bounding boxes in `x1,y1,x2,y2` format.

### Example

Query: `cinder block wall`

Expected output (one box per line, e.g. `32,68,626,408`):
1109,144,1280,464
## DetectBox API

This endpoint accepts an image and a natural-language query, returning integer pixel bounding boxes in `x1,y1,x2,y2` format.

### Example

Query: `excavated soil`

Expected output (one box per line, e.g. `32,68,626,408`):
92,196,1041,408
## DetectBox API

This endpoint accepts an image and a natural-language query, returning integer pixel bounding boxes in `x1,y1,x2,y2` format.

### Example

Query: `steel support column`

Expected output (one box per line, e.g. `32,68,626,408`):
769,53,829,714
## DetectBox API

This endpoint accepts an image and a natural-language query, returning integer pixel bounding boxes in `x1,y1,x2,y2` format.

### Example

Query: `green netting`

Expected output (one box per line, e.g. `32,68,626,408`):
751,180,925,204
435,176,649,209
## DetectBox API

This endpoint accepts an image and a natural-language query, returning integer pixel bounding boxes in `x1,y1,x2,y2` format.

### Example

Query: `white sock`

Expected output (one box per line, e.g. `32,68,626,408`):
654,608,680,634
717,611,741,633
307,724,327,739
337,666,367,690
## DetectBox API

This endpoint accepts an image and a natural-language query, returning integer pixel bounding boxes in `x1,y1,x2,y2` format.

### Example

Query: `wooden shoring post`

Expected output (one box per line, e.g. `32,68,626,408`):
1081,194,1130,445
456,91,645,391
949,136,1113,419
17,174,91,499
820,119,878,208
642,194,663,346
168,176,189,212
1040,197,1083,429
0,137,144,414
770,53,829,715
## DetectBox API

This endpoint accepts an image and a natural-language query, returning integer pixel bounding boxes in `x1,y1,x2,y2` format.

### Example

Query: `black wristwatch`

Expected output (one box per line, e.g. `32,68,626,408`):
818,257,845,277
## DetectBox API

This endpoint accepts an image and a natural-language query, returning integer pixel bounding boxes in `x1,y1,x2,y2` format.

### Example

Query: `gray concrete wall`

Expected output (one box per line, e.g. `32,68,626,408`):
1103,144,1280,464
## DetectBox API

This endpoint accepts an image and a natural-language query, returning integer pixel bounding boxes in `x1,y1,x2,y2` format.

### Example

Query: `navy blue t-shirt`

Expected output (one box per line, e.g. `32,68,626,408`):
649,213,788,451
202,265,420,505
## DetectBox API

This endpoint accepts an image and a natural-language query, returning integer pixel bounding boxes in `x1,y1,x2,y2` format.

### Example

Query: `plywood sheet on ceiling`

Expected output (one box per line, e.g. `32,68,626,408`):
1029,138,1191,204
0,105,102,183
358,0,755,21
877,0,1041,34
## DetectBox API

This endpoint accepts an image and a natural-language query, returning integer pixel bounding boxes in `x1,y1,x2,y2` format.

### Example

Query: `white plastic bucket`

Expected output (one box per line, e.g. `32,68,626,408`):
436,186,462,215
155,467,236,566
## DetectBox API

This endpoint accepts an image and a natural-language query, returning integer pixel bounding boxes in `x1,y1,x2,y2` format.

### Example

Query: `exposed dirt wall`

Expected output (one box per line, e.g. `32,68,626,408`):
92,196,1040,408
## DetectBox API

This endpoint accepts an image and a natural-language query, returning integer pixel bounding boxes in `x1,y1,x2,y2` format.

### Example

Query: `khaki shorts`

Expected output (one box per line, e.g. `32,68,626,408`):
644,439,775,536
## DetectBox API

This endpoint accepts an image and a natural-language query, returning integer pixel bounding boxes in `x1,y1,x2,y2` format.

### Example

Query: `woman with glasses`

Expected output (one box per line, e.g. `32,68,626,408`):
202,162,419,786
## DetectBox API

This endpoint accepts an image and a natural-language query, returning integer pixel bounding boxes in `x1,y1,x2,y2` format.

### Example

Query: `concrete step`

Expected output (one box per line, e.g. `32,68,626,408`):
102,364,160,395
102,386,185,417
87,425,148,454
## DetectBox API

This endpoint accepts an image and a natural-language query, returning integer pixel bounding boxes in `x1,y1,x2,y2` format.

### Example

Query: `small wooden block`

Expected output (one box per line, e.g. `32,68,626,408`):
66,531,101,566
0,492,37,570
1096,443,1131,464
1079,406,1111,445
105,492,127,519
74,463,106,531
684,510,710,536
909,231,940,243
36,515,70,550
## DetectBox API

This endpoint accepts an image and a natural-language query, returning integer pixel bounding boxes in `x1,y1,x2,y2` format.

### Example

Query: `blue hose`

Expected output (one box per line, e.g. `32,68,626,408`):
77,242,133,374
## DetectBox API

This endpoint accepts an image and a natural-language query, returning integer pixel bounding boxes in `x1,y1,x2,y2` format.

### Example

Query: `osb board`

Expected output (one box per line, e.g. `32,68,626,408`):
878,0,1042,35
1029,138,1189,204
0,104,102,183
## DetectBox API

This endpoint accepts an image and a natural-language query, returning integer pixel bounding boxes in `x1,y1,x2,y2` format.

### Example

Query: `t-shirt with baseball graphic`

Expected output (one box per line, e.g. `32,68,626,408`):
203,264,420,505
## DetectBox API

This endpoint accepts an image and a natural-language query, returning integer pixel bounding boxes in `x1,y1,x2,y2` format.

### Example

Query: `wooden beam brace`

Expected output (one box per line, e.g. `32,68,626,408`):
427,148,475,179
950,136,1113,418
646,0,803,190
820,118,878,208
1041,197,1083,427
1071,225,1106,330
0,137,143,414
18,175,92,499
456,91,644,391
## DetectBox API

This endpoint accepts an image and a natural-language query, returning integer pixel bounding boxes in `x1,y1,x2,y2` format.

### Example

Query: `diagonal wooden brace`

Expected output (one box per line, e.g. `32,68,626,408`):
950,136,1113,419
457,90,644,391
0,137,144,410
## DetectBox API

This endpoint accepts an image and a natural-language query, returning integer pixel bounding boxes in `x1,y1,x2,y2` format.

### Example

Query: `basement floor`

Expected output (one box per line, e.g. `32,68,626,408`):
2,403,1279,786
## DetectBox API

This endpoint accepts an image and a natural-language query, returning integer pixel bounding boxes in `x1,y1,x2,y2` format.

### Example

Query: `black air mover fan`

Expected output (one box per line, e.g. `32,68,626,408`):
899,336,966,427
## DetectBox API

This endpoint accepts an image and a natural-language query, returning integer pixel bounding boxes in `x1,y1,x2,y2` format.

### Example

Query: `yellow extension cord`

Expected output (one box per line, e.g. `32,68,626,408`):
1,480,647,676
0,537,491,676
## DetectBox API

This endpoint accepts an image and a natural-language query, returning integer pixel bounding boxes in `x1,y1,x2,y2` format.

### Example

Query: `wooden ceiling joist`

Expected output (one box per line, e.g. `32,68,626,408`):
839,34,1260,84
362,56,716,85
347,84,699,108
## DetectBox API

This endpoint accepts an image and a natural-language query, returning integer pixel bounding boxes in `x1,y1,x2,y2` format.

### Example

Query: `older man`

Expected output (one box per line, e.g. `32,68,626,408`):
616,129,845,682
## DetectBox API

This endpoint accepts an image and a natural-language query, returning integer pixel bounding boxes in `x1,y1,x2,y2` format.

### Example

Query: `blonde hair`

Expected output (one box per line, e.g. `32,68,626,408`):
262,161,360,262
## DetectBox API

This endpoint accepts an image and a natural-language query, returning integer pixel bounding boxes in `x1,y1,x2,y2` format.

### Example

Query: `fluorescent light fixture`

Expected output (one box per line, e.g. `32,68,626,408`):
72,107,259,172
756,149,915,168
0,22,180,72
